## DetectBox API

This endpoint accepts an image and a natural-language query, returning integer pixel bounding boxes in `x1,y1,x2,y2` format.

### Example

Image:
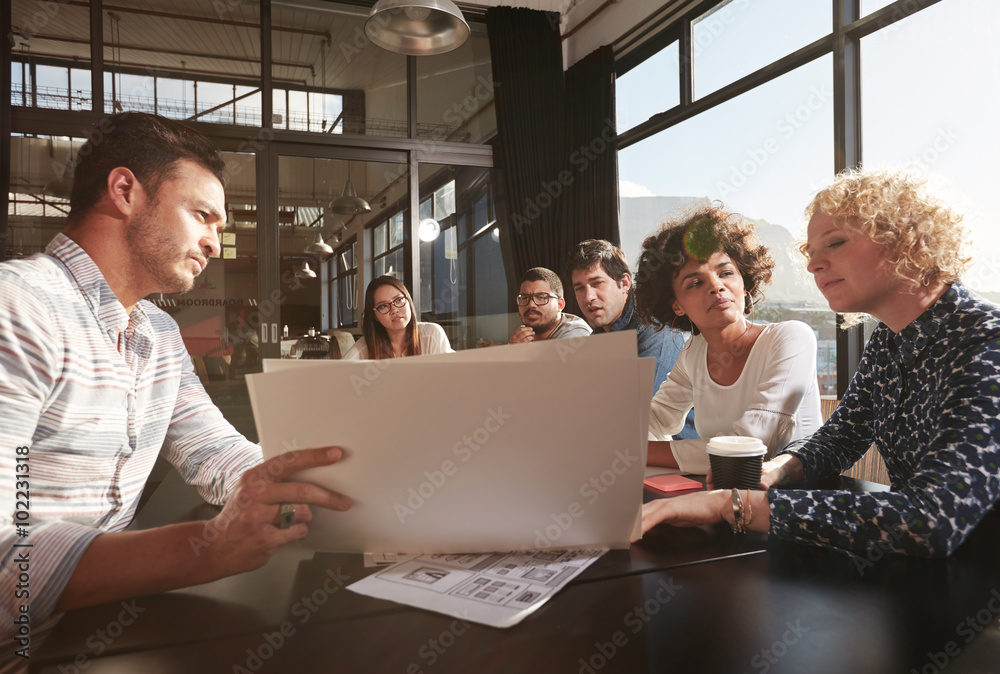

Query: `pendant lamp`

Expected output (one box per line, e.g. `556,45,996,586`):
295,261,317,279
329,165,371,216
418,218,441,242
305,231,334,255
365,0,470,56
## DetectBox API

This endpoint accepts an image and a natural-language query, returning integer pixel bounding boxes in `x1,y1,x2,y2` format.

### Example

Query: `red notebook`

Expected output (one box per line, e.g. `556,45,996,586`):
643,474,703,496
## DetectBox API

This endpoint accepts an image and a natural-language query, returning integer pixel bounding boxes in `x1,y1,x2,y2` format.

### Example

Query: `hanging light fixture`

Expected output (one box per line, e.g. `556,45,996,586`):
418,218,441,242
329,163,371,215
295,261,317,279
365,0,470,56
304,231,334,255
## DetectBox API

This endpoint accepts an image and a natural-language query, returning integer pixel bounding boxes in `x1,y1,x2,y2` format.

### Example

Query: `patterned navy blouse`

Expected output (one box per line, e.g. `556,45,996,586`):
769,282,1000,557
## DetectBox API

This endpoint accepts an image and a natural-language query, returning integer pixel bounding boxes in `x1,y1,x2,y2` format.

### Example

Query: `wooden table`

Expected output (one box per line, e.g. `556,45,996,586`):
30,473,1000,673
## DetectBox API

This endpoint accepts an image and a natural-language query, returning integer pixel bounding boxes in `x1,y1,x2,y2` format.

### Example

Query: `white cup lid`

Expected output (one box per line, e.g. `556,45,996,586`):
706,435,767,457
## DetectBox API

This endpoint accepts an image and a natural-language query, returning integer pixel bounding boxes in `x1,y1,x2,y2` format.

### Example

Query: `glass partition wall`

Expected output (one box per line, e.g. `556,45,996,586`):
6,0,500,437
277,153,408,354
418,163,506,350
6,135,77,259
101,0,263,123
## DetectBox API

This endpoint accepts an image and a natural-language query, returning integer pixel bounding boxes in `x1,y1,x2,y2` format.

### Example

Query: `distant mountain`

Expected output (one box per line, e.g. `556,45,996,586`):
746,217,825,305
619,197,825,306
619,196,709,266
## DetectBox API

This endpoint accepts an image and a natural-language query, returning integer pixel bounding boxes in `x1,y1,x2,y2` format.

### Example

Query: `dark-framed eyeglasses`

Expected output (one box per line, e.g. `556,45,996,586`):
516,293,559,306
374,296,408,314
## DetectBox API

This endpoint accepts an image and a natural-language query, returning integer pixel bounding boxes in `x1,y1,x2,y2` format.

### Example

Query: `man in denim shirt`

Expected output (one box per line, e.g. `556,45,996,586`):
568,239,696,439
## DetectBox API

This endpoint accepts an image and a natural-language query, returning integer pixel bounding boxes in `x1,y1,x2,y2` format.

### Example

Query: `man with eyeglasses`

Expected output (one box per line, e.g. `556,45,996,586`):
509,267,592,344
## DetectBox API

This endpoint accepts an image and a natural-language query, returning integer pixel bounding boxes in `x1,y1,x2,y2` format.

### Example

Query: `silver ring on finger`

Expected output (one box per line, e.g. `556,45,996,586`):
278,502,296,529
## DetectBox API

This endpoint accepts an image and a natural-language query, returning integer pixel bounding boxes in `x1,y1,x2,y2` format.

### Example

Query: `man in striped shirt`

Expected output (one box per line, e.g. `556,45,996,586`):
0,113,351,649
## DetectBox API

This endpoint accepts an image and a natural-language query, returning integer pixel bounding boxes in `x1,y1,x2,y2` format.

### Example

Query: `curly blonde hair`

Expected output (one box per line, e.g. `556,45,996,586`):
803,168,971,289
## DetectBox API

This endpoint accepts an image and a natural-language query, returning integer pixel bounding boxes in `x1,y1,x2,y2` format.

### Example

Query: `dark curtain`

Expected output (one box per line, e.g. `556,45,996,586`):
487,10,620,316
559,45,619,316
560,45,619,248
486,7,566,293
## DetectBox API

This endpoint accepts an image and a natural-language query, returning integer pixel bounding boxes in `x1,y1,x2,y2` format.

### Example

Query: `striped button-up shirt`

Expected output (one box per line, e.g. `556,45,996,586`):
1,234,261,632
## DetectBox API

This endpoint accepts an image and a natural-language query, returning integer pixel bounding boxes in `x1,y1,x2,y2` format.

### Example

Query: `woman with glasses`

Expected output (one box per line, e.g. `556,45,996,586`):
635,205,823,474
343,276,454,360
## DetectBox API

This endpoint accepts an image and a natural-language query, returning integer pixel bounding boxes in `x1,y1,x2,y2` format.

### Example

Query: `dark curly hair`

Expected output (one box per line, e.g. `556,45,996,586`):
634,205,775,335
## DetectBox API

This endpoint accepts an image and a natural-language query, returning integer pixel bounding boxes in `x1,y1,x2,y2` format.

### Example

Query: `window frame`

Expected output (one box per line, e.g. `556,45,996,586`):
328,238,359,329
613,0,945,396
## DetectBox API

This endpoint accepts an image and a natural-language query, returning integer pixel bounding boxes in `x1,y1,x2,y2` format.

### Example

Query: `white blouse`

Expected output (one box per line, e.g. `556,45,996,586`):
648,320,824,474
342,322,454,360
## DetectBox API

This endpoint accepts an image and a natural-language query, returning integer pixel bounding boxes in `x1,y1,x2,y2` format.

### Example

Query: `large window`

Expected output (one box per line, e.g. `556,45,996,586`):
415,24,497,144
272,3,406,138
277,155,406,340
616,41,680,133
619,57,835,392
861,0,1000,302
329,239,359,328
373,212,407,279
615,0,994,396
691,0,829,98
10,0,92,110
417,165,506,350
101,2,262,122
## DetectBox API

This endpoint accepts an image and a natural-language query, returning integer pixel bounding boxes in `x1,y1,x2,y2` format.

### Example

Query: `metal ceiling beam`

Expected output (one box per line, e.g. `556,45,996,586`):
61,0,331,39
13,33,315,73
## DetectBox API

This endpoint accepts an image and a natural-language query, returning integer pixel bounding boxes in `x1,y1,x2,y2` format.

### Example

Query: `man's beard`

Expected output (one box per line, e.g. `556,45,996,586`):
523,310,557,333
125,202,200,295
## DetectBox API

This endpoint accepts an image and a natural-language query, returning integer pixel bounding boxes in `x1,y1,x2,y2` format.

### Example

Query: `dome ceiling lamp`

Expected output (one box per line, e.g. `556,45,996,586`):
304,231,334,256
294,261,317,279
303,202,335,256
365,0,470,56
329,163,372,216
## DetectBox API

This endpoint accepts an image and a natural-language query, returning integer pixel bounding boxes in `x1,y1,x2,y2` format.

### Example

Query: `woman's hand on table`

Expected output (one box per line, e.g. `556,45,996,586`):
639,490,731,535
761,454,804,489
639,487,773,537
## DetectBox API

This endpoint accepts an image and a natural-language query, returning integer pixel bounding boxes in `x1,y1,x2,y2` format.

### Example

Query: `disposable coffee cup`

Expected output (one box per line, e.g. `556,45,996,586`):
706,436,767,490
